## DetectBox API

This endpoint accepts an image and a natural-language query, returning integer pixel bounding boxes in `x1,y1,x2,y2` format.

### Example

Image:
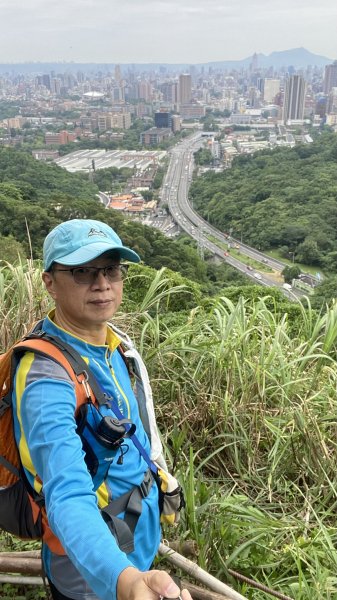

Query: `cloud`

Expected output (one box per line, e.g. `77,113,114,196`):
0,0,336,63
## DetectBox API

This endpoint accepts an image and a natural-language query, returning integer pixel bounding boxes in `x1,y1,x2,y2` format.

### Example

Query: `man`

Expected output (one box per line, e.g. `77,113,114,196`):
12,219,191,600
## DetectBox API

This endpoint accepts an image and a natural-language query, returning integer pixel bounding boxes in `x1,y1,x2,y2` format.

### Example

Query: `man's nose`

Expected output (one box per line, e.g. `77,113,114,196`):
92,269,111,287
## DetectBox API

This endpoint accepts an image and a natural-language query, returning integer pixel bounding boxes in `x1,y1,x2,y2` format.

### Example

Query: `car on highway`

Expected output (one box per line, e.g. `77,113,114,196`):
253,272,262,280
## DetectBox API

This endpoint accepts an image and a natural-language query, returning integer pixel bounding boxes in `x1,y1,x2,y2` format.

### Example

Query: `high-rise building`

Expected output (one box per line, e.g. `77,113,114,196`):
248,86,260,108
323,60,337,94
171,115,181,133
137,80,152,102
114,64,122,82
42,74,51,90
263,79,280,103
283,74,306,123
250,52,258,73
178,74,192,104
160,82,178,104
112,86,124,102
154,112,172,129
327,87,337,114
111,112,131,129
50,77,61,95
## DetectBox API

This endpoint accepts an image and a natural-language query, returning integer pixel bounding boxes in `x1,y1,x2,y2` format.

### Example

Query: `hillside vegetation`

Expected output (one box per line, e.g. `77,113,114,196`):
190,132,337,273
1,259,337,600
0,147,247,292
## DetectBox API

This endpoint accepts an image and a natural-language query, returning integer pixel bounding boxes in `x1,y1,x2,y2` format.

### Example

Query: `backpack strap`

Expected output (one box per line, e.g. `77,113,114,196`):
0,454,20,477
11,320,107,408
11,338,96,408
101,468,153,554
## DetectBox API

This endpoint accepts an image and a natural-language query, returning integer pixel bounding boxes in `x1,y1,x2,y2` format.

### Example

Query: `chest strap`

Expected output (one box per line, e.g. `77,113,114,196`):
101,468,153,554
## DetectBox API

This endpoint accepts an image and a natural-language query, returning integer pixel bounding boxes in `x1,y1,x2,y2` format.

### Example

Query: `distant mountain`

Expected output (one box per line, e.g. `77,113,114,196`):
254,47,332,68
0,48,334,75
199,48,333,70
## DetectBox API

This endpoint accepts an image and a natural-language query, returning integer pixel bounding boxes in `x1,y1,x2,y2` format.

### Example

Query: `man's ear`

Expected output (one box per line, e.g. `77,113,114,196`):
42,271,57,299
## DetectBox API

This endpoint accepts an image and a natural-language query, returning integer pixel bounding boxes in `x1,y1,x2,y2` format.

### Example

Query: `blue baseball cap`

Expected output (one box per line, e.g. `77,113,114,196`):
43,219,140,271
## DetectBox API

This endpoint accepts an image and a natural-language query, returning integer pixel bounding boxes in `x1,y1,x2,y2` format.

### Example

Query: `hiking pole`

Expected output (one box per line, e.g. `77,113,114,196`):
159,542,248,600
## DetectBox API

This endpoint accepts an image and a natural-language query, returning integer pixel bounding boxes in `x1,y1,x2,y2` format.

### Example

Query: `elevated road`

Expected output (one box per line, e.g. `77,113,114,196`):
161,133,303,300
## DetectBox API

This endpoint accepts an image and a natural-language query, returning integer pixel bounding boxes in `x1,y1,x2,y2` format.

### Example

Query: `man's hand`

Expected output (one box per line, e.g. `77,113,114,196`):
117,567,192,600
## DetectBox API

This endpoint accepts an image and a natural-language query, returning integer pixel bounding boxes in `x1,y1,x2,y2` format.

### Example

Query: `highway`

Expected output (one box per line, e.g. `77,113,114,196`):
160,132,303,300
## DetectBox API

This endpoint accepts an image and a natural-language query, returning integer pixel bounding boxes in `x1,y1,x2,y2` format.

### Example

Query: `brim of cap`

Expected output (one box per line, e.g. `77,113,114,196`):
48,241,140,270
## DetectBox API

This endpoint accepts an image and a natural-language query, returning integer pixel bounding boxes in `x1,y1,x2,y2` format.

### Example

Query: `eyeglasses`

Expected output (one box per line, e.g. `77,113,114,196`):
53,264,129,285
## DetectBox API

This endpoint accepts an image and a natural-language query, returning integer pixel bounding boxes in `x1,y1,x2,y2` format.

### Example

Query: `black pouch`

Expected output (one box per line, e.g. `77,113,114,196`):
0,480,42,538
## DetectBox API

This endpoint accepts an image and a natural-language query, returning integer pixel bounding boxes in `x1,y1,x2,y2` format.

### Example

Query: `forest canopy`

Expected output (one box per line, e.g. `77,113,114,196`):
190,132,337,273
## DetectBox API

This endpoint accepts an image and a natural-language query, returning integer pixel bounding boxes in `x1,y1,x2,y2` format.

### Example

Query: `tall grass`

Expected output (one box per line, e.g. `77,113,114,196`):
126,278,337,599
2,262,337,599
0,260,52,351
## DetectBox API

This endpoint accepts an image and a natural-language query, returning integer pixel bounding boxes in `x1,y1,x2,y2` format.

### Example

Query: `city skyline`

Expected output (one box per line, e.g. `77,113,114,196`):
0,0,336,65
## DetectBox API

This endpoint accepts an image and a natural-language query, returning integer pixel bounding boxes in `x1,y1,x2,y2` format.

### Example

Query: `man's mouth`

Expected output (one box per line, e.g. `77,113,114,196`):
90,299,112,305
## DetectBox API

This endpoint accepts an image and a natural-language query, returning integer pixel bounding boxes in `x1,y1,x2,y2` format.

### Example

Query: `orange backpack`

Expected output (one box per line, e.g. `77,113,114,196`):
0,330,93,552
0,326,184,554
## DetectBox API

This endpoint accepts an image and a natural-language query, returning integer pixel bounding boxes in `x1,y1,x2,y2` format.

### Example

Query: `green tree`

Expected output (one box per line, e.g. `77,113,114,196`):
322,251,337,272
141,190,154,201
0,235,26,263
311,276,337,308
295,239,322,265
194,148,213,166
282,265,302,284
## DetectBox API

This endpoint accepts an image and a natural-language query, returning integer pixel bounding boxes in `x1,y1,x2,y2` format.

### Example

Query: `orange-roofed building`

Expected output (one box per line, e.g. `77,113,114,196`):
127,205,145,213
107,201,128,211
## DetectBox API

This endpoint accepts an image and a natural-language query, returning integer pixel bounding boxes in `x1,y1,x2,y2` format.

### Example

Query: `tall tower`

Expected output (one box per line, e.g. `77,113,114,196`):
283,74,306,123
178,74,192,104
263,79,280,103
323,60,337,94
114,64,122,82
250,52,258,72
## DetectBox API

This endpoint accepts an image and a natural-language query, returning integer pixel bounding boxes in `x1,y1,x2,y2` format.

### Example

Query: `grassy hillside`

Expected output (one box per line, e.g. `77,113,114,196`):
0,147,248,293
1,259,337,599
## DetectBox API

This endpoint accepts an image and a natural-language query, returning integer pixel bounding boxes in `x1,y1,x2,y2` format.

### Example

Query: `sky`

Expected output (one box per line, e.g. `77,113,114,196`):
0,0,336,64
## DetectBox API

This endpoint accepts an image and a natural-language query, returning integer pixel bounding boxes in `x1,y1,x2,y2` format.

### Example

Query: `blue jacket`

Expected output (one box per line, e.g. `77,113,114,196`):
12,313,161,600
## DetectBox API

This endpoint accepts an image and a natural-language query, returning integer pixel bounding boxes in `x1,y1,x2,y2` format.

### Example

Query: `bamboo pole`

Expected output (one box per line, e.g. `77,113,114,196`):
0,574,44,586
159,542,248,600
0,546,293,600
0,556,43,575
167,540,198,558
0,551,41,559
182,580,233,600
0,573,231,599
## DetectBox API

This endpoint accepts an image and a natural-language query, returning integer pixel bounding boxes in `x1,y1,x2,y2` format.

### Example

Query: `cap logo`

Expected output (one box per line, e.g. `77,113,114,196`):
88,228,108,238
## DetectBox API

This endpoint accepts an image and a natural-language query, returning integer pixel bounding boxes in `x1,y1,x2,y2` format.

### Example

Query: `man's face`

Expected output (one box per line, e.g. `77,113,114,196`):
42,252,124,334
